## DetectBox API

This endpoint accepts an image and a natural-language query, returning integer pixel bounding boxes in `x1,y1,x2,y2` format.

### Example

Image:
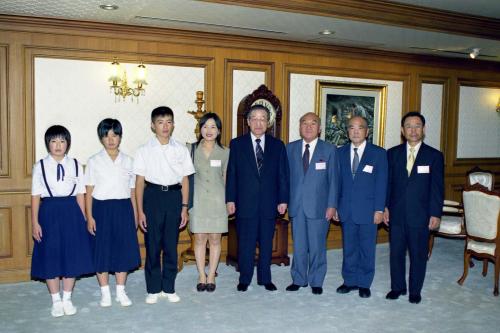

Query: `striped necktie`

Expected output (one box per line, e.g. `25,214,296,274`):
407,147,415,176
255,138,264,173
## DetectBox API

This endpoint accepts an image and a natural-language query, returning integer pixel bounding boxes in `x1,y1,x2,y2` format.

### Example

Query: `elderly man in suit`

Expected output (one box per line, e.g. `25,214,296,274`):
334,116,388,298
226,105,289,292
285,112,338,295
384,111,444,304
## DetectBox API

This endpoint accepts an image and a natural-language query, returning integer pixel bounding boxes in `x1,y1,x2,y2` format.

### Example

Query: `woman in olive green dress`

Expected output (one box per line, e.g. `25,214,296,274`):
189,113,229,292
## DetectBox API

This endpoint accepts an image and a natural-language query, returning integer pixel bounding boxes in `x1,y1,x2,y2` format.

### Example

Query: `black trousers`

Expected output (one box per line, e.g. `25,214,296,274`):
143,186,181,294
236,217,276,285
389,223,429,295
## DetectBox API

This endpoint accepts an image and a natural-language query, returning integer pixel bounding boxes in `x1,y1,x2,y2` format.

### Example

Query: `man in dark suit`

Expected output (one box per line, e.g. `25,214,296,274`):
384,111,444,304
335,116,388,299
226,105,289,292
285,112,338,295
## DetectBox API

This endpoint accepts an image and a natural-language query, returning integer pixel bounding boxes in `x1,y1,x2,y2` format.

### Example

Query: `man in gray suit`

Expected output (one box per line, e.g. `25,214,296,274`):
285,112,339,295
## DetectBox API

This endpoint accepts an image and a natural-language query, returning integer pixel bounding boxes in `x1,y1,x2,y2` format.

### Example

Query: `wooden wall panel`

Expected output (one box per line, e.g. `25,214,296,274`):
0,207,12,258
0,16,498,282
0,45,8,177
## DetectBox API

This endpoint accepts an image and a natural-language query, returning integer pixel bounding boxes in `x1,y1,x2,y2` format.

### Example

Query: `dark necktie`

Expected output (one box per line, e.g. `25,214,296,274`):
352,147,359,178
255,138,264,173
303,143,310,173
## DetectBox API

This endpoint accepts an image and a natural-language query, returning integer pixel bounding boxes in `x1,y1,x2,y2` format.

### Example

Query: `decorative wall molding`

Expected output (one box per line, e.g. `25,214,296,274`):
0,44,8,177
0,207,12,258
224,60,273,140
203,0,500,40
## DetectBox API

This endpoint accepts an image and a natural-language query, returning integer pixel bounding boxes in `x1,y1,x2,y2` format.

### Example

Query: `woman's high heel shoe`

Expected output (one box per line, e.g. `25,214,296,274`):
196,283,207,292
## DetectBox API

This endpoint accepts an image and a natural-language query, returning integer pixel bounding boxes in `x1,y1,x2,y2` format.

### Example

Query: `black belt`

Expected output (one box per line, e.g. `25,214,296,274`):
145,181,182,191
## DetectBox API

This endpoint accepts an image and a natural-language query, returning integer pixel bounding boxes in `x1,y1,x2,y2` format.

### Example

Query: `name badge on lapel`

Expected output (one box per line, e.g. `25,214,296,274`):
417,165,430,174
210,160,222,167
315,162,326,170
362,165,373,173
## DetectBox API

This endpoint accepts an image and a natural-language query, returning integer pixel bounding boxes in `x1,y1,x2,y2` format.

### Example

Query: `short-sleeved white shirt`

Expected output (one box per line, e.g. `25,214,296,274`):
85,150,135,200
133,137,195,185
32,155,86,197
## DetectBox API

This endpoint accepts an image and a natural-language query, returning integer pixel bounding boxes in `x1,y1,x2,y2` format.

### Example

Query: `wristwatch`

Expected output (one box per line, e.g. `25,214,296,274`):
182,203,189,208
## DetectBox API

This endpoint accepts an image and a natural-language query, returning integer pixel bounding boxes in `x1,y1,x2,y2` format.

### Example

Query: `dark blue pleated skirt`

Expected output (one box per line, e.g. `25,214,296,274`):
31,196,94,279
92,198,141,273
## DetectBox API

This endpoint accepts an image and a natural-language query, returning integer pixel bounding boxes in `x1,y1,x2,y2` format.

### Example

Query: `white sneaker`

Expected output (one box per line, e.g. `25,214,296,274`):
116,291,132,307
51,300,64,317
145,293,159,304
100,293,112,307
163,292,180,303
62,300,77,316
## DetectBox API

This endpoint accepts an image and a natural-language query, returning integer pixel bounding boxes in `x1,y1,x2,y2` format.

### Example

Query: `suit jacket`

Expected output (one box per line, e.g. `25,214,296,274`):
287,139,338,219
386,142,444,227
338,142,388,224
226,133,289,219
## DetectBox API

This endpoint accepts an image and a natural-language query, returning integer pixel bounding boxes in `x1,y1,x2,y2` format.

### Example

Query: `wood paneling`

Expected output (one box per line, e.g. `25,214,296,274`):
0,207,12,258
0,15,498,282
0,45,8,177
224,60,273,140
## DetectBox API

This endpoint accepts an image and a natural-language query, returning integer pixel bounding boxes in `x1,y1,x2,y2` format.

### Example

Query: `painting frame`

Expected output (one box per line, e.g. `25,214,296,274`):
315,80,388,147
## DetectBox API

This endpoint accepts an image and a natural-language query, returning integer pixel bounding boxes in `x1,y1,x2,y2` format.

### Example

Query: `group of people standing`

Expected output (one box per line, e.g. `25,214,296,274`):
30,103,443,318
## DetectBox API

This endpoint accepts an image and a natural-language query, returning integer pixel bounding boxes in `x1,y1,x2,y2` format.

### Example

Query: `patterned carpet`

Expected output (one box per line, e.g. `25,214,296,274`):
0,238,499,333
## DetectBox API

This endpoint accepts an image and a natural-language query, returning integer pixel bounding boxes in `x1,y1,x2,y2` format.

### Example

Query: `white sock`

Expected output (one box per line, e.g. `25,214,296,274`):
51,292,61,303
116,285,125,295
101,285,111,296
62,291,72,301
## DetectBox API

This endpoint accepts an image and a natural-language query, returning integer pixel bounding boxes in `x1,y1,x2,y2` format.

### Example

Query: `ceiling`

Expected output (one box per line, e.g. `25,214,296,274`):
1,0,499,62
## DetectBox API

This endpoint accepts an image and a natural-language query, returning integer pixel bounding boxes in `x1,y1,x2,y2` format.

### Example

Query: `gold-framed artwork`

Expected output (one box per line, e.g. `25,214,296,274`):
315,80,388,147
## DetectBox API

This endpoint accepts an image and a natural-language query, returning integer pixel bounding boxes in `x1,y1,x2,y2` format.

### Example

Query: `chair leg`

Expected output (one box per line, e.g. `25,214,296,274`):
482,259,488,277
494,257,499,297
428,233,435,259
458,250,471,286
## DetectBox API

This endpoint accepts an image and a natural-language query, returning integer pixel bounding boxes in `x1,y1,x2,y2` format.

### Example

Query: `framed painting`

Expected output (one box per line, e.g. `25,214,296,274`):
315,80,388,147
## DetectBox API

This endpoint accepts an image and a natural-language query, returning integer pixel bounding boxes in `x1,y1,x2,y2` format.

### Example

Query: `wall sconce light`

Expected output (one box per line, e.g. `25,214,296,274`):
469,48,480,59
496,97,500,113
108,59,147,102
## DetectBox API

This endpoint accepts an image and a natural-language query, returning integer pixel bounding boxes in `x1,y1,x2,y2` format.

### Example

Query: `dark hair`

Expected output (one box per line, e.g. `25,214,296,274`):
151,106,174,123
245,104,270,120
401,111,426,127
97,118,123,140
196,112,223,148
44,125,71,153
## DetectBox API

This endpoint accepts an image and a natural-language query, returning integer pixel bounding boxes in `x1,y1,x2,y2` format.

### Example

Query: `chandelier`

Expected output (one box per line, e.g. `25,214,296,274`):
108,59,147,102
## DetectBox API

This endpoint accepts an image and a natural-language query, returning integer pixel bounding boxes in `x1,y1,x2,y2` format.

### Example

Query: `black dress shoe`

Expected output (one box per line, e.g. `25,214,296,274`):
409,294,421,304
385,290,407,300
263,283,277,291
359,288,371,298
311,287,323,295
196,283,206,292
336,284,358,294
286,283,307,291
206,283,216,292
237,283,249,292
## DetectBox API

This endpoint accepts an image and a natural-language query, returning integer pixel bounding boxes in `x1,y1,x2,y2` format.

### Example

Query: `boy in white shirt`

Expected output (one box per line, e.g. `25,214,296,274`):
134,106,195,304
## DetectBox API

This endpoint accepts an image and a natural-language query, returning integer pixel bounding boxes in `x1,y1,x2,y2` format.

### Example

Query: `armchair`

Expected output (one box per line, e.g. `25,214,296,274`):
457,184,500,296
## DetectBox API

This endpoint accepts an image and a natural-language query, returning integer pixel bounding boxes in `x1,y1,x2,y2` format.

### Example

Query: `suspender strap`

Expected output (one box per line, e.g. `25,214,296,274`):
40,159,54,198
68,158,78,196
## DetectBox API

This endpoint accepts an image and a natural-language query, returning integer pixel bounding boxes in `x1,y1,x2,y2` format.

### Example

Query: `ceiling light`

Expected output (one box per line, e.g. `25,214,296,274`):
319,29,334,35
469,48,480,59
99,4,119,10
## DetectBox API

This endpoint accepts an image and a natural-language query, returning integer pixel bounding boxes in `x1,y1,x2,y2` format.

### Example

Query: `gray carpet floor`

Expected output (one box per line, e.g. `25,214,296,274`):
1,238,499,333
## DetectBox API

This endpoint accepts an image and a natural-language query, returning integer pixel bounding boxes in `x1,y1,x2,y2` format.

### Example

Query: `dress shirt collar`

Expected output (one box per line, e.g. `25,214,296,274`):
250,132,265,150
302,137,318,154
351,140,367,158
406,141,422,157
47,154,69,165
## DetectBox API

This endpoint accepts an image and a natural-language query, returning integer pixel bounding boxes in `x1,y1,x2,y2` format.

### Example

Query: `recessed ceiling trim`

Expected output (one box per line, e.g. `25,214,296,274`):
134,15,288,35
201,0,500,41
